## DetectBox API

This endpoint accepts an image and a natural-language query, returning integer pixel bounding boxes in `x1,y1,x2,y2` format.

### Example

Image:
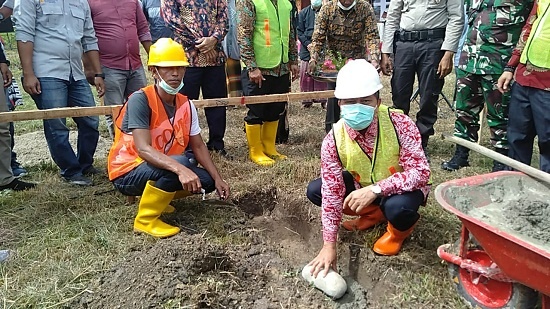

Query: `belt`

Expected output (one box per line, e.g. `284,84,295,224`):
395,28,446,42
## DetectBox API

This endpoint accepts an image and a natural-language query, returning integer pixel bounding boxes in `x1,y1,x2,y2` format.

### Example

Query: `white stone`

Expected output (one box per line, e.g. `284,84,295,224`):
301,264,347,299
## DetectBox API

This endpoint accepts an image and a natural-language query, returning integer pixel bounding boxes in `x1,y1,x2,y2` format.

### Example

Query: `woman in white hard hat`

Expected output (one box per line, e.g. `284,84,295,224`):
305,59,431,278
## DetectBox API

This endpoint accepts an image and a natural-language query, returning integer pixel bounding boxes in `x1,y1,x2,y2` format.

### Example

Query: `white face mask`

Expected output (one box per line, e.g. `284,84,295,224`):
337,0,356,10
156,69,184,95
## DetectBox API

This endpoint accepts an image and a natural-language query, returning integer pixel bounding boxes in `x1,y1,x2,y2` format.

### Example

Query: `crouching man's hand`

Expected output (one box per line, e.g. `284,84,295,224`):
214,178,230,200
178,167,202,194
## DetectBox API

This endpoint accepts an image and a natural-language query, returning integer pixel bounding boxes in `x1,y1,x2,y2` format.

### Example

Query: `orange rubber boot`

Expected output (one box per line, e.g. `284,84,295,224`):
342,204,386,231
373,222,417,256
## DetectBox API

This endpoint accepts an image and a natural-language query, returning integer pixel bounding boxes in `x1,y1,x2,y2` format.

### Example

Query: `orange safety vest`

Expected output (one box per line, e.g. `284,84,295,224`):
107,85,191,180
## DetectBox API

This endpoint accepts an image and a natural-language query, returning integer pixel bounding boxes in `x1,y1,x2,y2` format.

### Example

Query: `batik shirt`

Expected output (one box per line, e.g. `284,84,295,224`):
458,0,534,74
309,0,380,64
161,0,228,67
237,0,299,77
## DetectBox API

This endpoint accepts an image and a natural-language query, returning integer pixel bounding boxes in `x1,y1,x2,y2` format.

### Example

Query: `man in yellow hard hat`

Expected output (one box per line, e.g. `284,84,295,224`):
107,38,230,238
305,60,430,279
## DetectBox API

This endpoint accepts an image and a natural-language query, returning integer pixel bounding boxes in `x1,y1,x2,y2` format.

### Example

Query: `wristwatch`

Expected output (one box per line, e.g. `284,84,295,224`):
0,13,4,22
371,184,382,197
94,73,105,79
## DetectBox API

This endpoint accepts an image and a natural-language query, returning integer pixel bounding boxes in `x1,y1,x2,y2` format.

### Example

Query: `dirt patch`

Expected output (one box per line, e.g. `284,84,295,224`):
446,174,550,251
232,186,278,218
72,233,334,309
70,189,399,309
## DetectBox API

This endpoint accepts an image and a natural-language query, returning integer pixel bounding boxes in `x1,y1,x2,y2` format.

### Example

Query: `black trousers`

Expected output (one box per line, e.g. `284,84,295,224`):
391,39,445,137
306,171,423,231
325,82,338,133
181,65,228,151
241,70,289,124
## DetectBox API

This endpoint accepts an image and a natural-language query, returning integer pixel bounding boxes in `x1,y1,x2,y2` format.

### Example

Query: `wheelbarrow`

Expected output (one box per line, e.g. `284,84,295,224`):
435,171,550,309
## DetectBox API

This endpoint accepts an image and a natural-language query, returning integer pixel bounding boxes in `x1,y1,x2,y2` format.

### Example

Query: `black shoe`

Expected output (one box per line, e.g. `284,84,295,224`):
211,148,233,160
492,148,509,172
64,174,93,186
492,161,508,172
441,145,470,171
0,178,36,191
11,164,29,178
83,166,102,176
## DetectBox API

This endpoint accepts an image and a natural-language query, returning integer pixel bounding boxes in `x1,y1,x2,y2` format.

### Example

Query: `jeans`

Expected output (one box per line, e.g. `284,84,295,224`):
31,76,99,178
113,155,215,196
306,171,423,231
102,66,147,138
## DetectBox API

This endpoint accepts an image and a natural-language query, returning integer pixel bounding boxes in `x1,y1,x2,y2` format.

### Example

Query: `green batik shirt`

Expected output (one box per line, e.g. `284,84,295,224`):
458,0,534,74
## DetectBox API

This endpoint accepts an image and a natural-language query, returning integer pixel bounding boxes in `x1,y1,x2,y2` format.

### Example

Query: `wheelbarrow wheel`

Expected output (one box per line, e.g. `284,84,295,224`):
447,240,538,309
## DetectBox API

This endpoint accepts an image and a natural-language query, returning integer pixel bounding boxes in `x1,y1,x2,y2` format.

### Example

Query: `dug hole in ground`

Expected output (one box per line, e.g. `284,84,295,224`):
9,75,476,308
12,130,415,309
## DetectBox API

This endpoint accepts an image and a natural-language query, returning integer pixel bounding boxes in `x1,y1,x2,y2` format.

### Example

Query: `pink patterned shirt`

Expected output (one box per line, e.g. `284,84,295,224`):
89,0,152,70
320,111,431,242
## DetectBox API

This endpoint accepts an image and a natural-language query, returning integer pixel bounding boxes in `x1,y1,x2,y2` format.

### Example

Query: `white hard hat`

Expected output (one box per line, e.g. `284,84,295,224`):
334,59,383,99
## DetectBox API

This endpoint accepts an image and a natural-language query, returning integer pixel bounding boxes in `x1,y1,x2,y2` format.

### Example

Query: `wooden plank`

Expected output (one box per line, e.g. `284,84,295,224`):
442,134,550,185
0,90,335,122
0,106,115,122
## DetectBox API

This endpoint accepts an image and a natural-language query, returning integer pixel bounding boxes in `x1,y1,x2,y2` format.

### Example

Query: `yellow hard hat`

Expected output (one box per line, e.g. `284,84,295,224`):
148,38,189,67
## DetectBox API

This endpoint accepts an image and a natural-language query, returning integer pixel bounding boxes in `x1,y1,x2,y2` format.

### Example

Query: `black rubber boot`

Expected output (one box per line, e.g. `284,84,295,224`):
492,148,509,172
441,145,470,171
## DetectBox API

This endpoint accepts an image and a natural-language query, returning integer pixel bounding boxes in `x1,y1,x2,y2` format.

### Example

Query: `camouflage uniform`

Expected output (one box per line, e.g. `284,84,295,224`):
454,0,534,148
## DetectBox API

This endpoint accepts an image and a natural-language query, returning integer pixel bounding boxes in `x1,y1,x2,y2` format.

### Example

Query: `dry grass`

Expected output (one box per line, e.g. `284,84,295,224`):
0,36,529,308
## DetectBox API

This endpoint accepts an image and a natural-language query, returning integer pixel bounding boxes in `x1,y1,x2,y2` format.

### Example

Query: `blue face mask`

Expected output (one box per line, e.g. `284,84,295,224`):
340,103,376,130
156,69,184,95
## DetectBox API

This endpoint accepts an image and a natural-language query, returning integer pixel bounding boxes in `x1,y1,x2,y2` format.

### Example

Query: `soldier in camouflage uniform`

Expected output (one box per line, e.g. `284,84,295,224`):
441,0,534,172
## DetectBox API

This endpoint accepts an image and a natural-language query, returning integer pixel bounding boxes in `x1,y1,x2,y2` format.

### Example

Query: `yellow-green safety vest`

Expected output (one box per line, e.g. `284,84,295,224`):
251,0,291,69
520,0,550,68
333,105,404,187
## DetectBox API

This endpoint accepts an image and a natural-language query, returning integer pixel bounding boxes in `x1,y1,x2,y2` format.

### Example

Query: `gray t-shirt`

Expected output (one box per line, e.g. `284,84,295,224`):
120,90,201,135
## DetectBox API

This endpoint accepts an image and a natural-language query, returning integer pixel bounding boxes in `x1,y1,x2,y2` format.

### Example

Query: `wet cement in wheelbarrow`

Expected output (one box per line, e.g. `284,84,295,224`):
447,174,550,252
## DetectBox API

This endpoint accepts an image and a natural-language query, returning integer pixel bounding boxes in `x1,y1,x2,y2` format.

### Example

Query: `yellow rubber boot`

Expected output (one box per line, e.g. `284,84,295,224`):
373,222,417,256
174,190,192,200
163,190,193,213
245,123,275,166
134,181,180,238
164,204,176,214
261,121,287,160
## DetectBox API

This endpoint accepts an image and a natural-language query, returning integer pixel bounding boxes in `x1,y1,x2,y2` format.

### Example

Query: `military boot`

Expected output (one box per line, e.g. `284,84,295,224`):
441,145,470,171
421,135,430,163
492,148,509,172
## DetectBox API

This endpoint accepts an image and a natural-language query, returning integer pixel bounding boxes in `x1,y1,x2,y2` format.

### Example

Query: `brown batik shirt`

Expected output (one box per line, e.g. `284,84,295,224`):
309,0,380,64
